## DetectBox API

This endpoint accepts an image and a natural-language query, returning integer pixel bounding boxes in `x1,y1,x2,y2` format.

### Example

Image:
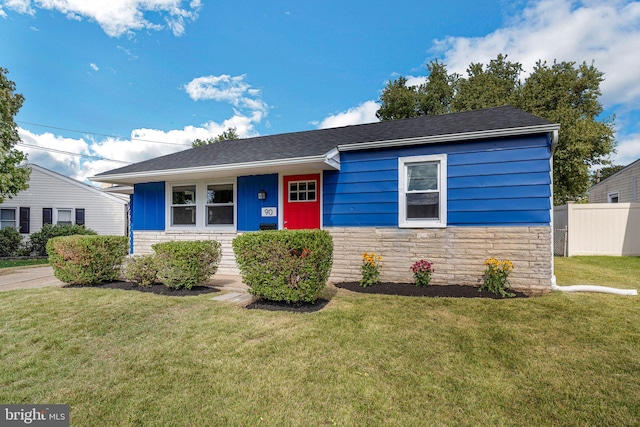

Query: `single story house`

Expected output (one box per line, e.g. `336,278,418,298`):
588,158,640,203
92,105,559,294
0,164,129,237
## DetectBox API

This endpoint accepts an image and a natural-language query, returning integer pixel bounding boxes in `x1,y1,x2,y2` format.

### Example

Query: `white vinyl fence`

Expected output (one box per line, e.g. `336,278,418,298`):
553,203,640,256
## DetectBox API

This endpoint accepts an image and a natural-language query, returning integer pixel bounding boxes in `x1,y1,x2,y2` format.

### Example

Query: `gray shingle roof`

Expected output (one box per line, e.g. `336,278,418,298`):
96,105,553,178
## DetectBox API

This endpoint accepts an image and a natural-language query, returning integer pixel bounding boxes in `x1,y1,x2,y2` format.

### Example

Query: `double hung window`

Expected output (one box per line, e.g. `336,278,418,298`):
0,208,16,229
172,185,197,225
398,154,447,228
169,182,235,228
56,209,73,225
207,184,234,225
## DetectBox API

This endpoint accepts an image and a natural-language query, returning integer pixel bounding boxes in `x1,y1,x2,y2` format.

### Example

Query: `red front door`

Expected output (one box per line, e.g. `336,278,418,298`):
283,174,320,229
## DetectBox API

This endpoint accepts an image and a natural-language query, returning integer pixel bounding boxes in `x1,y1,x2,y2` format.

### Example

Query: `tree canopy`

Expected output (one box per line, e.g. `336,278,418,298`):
192,127,240,147
0,67,30,204
377,55,616,205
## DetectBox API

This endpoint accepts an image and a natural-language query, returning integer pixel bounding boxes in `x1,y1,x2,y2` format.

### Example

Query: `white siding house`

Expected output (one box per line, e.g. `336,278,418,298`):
589,159,640,203
0,164,128,237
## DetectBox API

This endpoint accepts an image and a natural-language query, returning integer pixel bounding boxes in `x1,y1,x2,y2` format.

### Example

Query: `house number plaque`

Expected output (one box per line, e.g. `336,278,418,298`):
261,207,277,217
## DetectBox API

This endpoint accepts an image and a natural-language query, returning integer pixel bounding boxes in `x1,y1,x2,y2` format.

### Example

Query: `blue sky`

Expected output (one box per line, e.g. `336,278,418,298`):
1,0,639,183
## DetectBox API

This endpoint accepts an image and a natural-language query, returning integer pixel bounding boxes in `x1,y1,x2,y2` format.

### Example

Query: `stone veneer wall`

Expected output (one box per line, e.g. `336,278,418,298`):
132,230,239,275
133,226,553,295
326,226,553,295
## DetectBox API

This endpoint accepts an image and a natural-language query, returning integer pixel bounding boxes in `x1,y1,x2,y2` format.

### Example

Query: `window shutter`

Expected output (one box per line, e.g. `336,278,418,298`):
43,208,53,225
19,207,30,234
75,208,85,226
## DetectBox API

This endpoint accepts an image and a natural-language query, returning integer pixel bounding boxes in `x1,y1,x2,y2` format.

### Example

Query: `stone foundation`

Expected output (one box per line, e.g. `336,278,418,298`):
327,226,553,295
133,225,553,295
132,230,239,274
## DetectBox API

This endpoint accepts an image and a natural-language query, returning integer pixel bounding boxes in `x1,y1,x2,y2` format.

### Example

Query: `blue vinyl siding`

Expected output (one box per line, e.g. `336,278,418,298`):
132,182,165,230
323,134,552,227
237,174,278,231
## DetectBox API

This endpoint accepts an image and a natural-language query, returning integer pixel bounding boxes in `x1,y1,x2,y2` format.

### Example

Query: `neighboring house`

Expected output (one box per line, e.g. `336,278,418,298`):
92,106,559,294
588,158,640,203
0,164,129,238
552,159,640,257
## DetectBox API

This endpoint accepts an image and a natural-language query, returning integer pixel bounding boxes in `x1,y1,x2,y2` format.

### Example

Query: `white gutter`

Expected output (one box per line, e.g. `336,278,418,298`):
337,124,560,152
90,153,340,184
551,279,637,295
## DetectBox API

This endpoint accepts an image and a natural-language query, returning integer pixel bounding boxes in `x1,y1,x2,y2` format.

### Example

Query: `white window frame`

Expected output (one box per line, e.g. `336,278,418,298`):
398,154,447,228
55,208,73,225
607,191,620,203
166,180,237,230
0,207,17,230
288,180,318,202
170,184,197,227
205,181,235,228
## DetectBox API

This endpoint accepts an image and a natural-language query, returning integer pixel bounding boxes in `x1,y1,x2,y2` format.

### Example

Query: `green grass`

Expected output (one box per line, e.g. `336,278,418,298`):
1,257,639,426
0,258,49,269
555,256,640,289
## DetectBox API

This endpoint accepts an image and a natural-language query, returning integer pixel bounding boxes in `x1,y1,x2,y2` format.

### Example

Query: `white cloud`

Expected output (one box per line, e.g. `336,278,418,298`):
89,63,99,71
317,101,380,129
184,74,269,118
2,0,34,15
612,134,640,166
430,0,640,110
2,0,201,37
405,75,427,87
16,115,262,183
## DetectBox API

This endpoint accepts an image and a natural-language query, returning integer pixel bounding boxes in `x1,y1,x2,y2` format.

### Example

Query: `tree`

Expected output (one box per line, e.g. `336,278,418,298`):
0,67,30,204
591,164,626,186
417,60,458,116
519,60,615,204
376,55,616,204
192,127,240,147
377,61,457,120
453,54,523,112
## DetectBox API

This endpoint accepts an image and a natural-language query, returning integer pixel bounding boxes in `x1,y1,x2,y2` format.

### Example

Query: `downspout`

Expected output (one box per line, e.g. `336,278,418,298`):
551,283,637,295
548,129,636,296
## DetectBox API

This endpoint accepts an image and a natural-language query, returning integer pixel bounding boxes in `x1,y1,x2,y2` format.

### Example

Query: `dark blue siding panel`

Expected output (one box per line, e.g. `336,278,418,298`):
448,146,550,166
450,185,551,200
448,172,551,189
448,159,550,178
324,213,397,227
325,192,397,204
327,202,397,215
323,134,552,227
132,182,165,231
448,210,550,225
237,174,279,231
324,180,398,193
449,198,551,212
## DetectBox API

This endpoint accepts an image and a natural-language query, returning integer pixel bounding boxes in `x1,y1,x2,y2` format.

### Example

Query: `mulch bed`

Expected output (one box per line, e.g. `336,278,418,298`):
246,298,330,313
335,282,528,299
64,281,220,297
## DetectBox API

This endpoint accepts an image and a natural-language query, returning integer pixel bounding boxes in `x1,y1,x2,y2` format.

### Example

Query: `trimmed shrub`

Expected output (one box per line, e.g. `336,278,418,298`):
47,235,128,285
0,227,23,257
30,224,97,256
123,255,159,287
232,229,333,303
152,240,222,289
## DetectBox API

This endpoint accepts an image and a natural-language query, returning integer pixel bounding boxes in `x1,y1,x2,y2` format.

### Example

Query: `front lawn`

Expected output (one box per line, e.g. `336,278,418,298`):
555,256,640,289
0,257,638,425
0,258,49,269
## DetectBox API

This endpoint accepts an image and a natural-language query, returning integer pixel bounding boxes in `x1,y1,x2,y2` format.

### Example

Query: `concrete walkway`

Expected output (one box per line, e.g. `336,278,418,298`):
0,265,251,302
0,265,64,292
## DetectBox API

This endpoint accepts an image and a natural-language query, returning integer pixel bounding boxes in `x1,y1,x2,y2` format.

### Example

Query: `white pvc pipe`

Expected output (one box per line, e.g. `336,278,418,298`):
551,278,637,295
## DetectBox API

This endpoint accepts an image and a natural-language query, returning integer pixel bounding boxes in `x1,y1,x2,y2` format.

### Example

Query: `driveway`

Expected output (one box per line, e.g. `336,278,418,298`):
0,265,248,293
0,265,64,292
